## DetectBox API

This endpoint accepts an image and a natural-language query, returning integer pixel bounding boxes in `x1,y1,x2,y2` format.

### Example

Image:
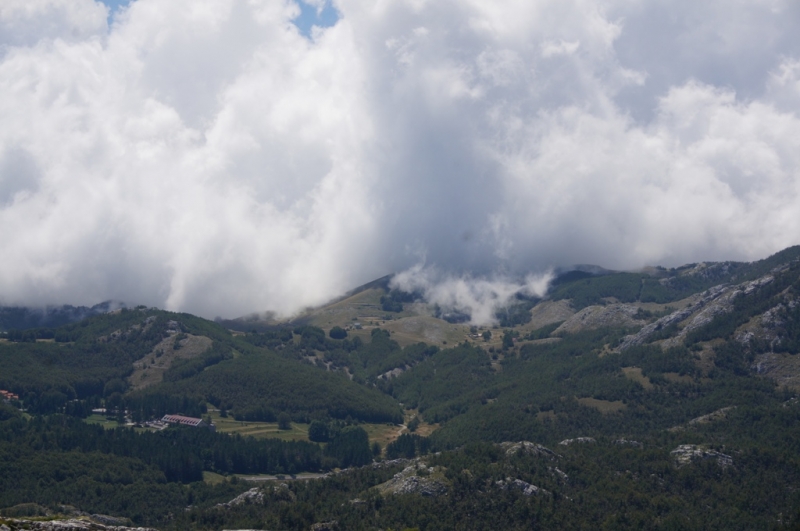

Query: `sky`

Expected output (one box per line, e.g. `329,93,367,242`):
1,0,799,320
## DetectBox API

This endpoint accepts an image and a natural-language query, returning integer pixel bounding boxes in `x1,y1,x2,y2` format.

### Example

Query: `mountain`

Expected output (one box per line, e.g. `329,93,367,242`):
1,245,800,529
0,301,126,332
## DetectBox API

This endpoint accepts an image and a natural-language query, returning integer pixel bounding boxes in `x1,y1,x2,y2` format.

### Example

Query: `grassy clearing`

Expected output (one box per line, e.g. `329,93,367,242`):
202,471,228,485
622,367,654,390
403,408,440,438
537,410,557,421
360,409,440,451
205,409,416,449
361,422,404,450
85,414,123,430
206,410,310,442
664,372,695,384
577,397,626,414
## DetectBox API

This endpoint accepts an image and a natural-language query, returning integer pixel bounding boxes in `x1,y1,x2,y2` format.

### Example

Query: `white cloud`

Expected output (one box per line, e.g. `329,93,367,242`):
540,40,580,58
391,264,553,325
0,0,798,318
0,0,107,49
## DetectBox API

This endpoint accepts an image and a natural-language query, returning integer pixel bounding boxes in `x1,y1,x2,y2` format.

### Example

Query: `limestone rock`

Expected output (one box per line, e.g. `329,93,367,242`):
614,439,643,447
496,477,549,497
218,487,267,508
499,441,559,459
376,463,449,497
617,284,729,351
558,437,596,446
671,444,733,468
0,519,156,531
554,304,645,335
688,406,736,426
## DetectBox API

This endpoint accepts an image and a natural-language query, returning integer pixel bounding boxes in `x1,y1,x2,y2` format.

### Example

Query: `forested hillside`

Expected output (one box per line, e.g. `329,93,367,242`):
1,246,800,530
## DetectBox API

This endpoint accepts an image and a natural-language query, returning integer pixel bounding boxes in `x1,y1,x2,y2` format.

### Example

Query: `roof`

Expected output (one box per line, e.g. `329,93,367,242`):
162,414,205,427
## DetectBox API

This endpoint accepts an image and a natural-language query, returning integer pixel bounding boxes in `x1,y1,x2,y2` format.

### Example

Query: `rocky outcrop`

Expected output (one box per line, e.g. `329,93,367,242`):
668,407,737,432
378,367,407,380
688,406,736,426
663,275,775,349
310,522,338,531
528,300,575,329
618,272,779,351
752,351,800,391
376,463,449,497
554,304,645,335
549,467,569,482
496,478,549,497
671,445,733,468
0,519,155,531
219,487,266,508
617,285,729,351
558,437,596,446
499,441,559,459
738,292,798,352
613,439,643,447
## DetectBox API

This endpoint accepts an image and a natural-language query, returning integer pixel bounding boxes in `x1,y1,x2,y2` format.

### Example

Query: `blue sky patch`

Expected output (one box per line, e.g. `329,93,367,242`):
99,0,131,24
99,0,339,37
101,0,131,15
293,1,339,38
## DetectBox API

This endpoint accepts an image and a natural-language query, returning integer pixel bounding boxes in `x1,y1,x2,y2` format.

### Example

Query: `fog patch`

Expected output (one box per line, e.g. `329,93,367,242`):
391,264,554,326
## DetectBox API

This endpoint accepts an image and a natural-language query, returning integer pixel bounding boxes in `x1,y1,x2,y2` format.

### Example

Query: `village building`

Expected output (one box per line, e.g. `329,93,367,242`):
161,414,215,431
0,390,19,402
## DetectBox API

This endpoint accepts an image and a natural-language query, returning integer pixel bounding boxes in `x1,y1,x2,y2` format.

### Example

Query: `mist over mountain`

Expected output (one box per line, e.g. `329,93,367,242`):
1,0,799,319
0,301,126,332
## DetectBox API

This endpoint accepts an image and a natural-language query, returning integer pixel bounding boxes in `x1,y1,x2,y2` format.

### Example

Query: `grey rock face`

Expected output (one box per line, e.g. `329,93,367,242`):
554,304,645,335
499,441,559,459
218,487,265,508
671,444,733,468
310,522,338,531
618,272,780,352
617,284,730,351
377,464,449,497
614,439,643,447
0,519,156,531
496,477,549,496
688,406,736,426
558,437,596,446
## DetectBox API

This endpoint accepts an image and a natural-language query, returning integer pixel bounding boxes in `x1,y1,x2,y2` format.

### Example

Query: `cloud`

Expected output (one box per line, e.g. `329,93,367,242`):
0,0,799,319
0,0,107,49
391,264,553,325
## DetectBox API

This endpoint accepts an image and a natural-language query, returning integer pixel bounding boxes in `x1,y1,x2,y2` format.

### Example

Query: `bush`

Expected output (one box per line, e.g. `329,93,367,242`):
308,420,330,442
329,326,347,340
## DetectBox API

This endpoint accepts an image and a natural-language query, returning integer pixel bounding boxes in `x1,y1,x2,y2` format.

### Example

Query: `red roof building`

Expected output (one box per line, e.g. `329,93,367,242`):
0,390,19,401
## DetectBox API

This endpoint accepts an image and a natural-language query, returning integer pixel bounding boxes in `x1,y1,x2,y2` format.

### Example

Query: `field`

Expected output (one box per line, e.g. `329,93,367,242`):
622,366,654,390
206,410,310,442
576,397,627,414
201,471,227,485
85,413,125,430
